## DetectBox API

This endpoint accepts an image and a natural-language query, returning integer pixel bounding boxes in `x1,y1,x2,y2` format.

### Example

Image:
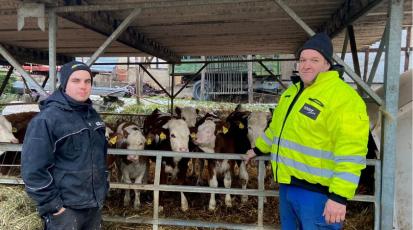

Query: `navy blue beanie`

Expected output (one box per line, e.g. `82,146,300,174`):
297,32,333,65
58,61,92,90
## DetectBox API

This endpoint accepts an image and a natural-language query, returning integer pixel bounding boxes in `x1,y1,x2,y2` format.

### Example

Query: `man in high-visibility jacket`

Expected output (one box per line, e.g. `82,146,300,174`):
244,32,369,230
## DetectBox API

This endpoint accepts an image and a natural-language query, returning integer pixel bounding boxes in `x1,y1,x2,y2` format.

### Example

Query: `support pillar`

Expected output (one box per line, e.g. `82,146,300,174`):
380,0,403,229
247,55,253,103
48,8,57,91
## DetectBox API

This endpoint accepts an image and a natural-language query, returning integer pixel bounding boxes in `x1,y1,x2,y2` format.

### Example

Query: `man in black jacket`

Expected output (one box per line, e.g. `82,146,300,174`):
22,61,108,230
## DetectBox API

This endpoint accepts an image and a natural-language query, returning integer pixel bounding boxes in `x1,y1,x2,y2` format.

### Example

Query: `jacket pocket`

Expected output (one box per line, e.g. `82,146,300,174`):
55,169,93,206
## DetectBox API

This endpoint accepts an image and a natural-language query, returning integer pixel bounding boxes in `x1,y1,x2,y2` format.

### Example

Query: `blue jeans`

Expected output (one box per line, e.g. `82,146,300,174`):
43,207,102,230
279,184,343,230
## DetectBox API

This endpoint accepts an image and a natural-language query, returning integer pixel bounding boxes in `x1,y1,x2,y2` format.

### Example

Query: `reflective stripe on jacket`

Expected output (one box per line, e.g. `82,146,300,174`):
255,70,369,199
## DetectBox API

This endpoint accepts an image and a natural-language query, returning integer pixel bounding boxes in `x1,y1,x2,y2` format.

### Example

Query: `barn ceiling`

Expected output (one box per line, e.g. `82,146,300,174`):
0,0,411,64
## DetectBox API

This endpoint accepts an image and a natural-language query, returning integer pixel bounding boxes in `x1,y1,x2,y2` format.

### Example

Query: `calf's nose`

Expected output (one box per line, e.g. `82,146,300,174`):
179,147,189,152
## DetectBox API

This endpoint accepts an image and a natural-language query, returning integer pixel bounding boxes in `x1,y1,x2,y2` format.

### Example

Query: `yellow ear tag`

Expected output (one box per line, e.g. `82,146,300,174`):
12,127,17,133
109,136,117,145
222,126,228,134
159,132,166,140
146,138,152,145
239,123,245,129
190,132,196,139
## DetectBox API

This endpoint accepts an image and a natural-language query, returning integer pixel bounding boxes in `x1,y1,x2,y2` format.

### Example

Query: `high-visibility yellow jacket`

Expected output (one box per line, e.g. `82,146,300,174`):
255,70,369,200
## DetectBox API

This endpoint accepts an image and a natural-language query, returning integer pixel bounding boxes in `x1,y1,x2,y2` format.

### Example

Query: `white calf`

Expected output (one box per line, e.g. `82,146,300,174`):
247,111,271,148
0,116,19,155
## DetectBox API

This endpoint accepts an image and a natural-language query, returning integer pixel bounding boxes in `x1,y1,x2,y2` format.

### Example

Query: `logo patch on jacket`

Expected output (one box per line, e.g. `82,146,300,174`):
299,103,320,120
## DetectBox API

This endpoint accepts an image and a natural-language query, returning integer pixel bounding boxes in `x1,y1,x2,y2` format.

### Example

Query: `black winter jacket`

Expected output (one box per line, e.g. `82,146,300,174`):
21,90,108,216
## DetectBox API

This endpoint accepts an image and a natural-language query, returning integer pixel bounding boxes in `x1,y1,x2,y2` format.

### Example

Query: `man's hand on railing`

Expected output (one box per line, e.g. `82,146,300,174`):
242,149,257,165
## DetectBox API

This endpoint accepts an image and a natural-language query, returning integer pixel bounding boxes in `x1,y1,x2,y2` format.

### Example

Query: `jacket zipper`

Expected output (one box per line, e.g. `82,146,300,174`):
275,81,304,182
85,119,98,204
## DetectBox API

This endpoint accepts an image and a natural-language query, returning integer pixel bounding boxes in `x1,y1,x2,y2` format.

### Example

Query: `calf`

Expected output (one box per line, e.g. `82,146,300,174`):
105,126,121,182
175,106,201,177
175,106,199,128
247,111,271,148
108,121,150,209
247,111,275,197
0,112,36,175
120,124,149,209
144,109,191,212
224,106,252,202
0,115,19,158
194,115,250,211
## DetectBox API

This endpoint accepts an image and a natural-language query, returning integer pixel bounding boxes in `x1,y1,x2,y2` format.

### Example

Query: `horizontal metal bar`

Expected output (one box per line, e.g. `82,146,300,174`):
0,144,381,166
0,102,38,106
102,215,277,230
107,148,271,160
0,177,24,184
0,175,378,204
366,159,378,166
98,112,147,117
110,183,279,197
0,164,20,167
111,183,375,202
0,143,22,151
352,194,376,203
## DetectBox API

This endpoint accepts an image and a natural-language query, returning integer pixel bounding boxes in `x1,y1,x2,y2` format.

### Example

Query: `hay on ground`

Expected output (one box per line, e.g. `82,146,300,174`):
0,185,43,230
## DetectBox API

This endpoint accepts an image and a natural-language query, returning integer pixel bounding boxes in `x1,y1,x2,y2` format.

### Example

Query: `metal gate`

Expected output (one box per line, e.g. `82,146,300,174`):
0,143,381,230
205,56,248,98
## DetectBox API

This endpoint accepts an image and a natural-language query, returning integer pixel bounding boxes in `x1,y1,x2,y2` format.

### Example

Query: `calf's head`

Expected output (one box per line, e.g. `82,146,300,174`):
162,119,190,152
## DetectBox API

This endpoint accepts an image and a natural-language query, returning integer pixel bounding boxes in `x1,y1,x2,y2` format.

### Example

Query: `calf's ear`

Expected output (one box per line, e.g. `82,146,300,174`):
162,120,170,129
175,107,182,116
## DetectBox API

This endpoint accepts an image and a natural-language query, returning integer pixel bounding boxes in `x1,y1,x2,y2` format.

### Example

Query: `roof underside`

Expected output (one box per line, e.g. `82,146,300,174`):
0,0,411,64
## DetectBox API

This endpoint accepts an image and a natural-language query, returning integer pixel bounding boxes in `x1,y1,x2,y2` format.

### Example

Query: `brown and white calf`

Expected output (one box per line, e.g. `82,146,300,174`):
175,106,202,177
194,117,250,211
119,124,149,209
144,109,191,211
109,122,150,209
175,106,199,128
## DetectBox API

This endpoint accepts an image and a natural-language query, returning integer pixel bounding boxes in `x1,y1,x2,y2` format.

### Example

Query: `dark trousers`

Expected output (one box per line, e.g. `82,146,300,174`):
43,207,102,230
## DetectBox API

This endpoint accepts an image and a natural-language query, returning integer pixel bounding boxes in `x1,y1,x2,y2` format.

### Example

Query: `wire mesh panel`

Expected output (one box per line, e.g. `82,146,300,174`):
205,56,248,98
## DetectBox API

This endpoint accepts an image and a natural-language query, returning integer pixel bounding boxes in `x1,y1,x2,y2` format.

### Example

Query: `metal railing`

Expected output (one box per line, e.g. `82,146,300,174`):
205,56,248,97
0,143,381,230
